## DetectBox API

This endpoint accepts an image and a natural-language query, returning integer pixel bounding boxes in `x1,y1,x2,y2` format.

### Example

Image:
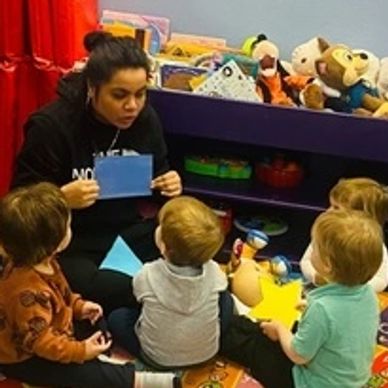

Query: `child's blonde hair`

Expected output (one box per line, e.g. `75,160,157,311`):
158,196,224,266
0,182,70,266
330,177,388,225
312,209,382,286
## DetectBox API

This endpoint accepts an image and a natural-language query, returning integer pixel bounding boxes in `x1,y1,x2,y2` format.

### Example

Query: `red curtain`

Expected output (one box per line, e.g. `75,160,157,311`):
0,0,26,59
0,61,18,194
0,0,98,196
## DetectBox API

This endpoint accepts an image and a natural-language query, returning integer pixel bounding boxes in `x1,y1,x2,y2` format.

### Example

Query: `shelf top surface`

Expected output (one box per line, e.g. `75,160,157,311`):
149,88,388,163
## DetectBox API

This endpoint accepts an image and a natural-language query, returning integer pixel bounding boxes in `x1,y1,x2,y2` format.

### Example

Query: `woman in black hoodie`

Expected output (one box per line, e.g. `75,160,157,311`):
12,31,182,313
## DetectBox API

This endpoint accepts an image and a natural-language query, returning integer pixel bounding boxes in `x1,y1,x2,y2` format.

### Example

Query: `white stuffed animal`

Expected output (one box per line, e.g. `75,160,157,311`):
378,57,388,100
291,37,327,77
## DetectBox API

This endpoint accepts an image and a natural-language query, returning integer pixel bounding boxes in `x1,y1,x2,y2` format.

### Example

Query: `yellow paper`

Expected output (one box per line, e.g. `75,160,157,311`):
249,276,302,328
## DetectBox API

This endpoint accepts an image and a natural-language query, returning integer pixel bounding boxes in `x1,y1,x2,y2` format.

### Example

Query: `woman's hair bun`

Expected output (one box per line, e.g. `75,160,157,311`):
83,31,113,52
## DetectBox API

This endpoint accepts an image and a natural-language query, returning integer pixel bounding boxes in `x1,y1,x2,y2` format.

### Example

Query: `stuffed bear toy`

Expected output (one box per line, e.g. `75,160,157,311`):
378,57,388,100
291,37,328,77
314,41,388,117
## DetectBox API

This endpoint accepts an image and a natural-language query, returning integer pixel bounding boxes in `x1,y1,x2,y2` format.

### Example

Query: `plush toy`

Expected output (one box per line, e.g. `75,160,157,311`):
352,48,380,89
305,40,388,117
378,57,388,100
241,36,258,57
251,34,313,106
241,35,293,74
291,38,377,80
313,41,388,117
291,37,328,77
227,229,268,307
299,40,375,113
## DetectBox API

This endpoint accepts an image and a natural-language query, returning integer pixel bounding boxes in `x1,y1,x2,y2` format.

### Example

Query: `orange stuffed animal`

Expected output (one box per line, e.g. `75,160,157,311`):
251,34,313,106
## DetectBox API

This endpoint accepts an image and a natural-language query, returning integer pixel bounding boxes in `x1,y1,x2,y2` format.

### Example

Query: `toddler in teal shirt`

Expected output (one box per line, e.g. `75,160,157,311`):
262,209,381,388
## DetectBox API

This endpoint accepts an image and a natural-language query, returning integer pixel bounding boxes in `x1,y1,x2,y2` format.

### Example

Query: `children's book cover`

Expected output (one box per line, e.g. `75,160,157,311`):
193,60,260,103
102,10,170,54
95,154,152,199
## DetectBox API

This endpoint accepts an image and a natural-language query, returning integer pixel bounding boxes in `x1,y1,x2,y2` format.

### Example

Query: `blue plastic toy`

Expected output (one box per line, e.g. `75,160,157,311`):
270,255,301,285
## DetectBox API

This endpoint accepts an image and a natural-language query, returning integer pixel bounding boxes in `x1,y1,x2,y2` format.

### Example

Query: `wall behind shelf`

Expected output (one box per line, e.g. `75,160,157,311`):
100,0,388,58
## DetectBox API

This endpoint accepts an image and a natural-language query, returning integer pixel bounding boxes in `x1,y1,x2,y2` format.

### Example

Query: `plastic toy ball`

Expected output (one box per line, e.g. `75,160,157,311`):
246,229,269,250
270,255,292,279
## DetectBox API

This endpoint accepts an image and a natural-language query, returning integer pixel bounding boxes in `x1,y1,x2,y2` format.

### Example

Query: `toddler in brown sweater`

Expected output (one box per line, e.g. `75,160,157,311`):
0,182,179,388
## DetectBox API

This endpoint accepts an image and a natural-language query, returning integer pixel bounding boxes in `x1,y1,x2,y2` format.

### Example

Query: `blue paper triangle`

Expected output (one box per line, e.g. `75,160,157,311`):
99,236,143,276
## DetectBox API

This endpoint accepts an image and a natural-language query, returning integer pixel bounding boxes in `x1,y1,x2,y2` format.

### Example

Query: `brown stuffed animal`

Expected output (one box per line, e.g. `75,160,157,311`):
301,39,380,114
311,41,388,117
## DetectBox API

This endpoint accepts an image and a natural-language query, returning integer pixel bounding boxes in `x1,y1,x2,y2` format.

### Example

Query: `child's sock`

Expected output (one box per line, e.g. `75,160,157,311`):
135,371,180,388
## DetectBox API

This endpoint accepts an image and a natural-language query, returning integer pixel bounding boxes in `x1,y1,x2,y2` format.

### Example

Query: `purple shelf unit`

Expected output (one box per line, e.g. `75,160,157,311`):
149,88,388,163
181,172,328,212
148,88,388,211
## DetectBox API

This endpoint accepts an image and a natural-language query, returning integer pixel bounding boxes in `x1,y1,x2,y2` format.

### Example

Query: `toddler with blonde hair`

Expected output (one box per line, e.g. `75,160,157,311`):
301,177,388,291
109,196,229,368
261,208,382,387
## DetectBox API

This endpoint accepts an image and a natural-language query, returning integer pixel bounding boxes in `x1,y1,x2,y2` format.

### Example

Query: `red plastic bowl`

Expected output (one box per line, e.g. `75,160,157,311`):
255,163,304,188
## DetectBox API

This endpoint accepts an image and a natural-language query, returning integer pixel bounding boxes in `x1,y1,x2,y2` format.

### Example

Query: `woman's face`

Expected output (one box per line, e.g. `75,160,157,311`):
91,67,148,129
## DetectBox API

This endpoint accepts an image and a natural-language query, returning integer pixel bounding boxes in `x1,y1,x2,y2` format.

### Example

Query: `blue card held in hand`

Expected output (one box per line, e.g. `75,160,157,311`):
95,154,153,199
99,236,143,277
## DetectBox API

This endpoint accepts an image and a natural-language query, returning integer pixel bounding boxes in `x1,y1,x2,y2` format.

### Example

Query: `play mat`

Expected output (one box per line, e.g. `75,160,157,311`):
1,292,388,387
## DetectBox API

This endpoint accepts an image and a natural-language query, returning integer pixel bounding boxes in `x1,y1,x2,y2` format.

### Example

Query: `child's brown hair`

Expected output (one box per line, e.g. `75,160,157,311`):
0,182,70,266
312,209,382,286
330,177,388,225
158,196,224,266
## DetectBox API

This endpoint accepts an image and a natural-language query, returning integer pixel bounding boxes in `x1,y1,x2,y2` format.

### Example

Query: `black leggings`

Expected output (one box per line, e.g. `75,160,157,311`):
1,320,135,388
220,315,295,388
1,356,136,388
60,219,159,314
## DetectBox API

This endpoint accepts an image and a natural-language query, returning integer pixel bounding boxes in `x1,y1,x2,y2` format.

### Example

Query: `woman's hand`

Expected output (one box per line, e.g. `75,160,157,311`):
61,180,100,209
80,301,103,324
151,170,182,197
